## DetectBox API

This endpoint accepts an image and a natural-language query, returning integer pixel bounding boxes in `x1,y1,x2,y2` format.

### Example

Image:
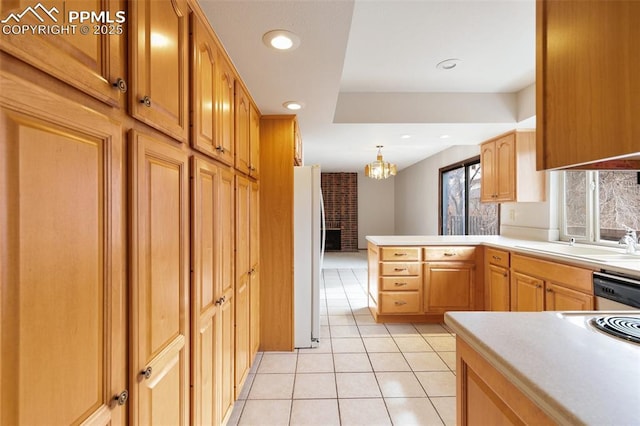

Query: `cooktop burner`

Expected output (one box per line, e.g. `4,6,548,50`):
591,316,640,344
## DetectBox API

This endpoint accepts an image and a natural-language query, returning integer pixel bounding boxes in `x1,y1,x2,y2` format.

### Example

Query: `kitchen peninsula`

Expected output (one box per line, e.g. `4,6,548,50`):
445,311,640,425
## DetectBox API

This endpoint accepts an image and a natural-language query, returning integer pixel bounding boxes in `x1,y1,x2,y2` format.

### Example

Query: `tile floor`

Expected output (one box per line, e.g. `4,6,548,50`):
227,251,457,426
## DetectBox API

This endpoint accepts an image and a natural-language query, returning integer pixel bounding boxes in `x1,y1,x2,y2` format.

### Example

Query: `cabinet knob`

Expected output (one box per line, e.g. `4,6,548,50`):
140,96,151,107
394,282,408,286
546,288,553,293
492,255,502,261
444,252,456,257
394,253,407,256
536,284,542,289
215,145,225,153
114,390,129,406
503,273,508,277
113,78,127,93
140,366,152,380
394,267,407,271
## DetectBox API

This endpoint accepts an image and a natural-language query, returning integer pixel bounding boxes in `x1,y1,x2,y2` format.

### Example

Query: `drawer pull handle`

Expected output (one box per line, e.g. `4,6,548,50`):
394,253,407,256
394,282,408,286
394,300,407,306
444,252,456,257
492,255,502,261
394,268,407,271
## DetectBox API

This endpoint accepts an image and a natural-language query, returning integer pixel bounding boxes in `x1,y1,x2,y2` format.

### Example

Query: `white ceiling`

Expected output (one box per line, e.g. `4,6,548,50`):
200,0,536,172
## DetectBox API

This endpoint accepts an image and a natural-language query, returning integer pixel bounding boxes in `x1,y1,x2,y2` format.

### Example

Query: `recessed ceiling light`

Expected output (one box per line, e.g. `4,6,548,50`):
400,134,411,139
440,134,451,139
436,58,461,70
262,30,301,51
283,101,303,111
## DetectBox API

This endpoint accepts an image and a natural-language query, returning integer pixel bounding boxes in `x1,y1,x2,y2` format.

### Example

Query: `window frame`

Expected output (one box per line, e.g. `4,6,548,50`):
438,155,500,236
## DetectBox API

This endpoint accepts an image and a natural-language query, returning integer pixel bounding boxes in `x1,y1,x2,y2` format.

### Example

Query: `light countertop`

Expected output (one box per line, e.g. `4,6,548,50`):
444,311,640,425
365,235,640,277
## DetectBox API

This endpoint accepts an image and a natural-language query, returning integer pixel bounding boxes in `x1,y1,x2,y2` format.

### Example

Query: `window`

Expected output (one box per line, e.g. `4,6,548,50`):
562,170,640,243
440,157,499,235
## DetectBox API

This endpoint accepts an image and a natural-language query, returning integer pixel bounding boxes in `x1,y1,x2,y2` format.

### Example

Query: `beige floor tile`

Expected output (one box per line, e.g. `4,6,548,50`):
438,351,457,371
320,315,329,326
347,298,368,308
338,398,391,426
330,325,361,338
384,397,444,425
375,372,426,397
415,323,451,336
430,396,456,426
385,324,420,336
363,337,400,353
424,336,456,352
404,352,449,372
290,399,341,426
393,336,434,352
331,337,366,353
368,352,411,372
248,374,295,399
358,324,391,337
239,399,291,426
298,338,332,354
320,325,331,338
297,353,334,373
328,306,354,315
328,314,356,325
293,373,337,399
415,371,457,397
333,353,372,372
257,354,298,374
335,372,382,398
354,314,376,325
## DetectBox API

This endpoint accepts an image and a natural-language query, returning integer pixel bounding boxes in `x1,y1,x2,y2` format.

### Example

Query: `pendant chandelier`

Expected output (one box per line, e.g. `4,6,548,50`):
364,145,397,179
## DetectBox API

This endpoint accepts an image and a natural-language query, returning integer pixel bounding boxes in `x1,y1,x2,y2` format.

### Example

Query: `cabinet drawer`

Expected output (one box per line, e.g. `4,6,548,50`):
381,276,422,291
379,292,421,314
424,246,476,261
486,248,510,268
380,247,421,261
380,262,421,276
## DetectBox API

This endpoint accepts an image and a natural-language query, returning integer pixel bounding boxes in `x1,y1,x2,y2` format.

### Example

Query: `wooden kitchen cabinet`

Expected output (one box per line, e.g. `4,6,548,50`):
235,82,251,175
130,0,190,142
249,181,261,361
129,130,189,425
510,254,594,312
536,0,640,170
249,104,261,178
216,56,236,165
0,74,126,425
259,115,298,350
424,247,477,313
485,248,510,311
480,130,545,203
0,0,127,108
235,175,251,392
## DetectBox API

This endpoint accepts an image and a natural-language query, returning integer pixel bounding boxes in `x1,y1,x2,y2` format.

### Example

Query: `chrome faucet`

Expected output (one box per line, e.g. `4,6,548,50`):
619,227,639,254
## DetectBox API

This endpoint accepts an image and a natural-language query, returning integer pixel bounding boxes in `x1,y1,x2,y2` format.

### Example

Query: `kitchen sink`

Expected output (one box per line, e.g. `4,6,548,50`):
514,243,640,262
578,254,640,262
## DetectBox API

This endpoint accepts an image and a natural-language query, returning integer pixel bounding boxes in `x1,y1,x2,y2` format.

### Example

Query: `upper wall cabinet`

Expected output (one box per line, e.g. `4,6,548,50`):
0,0,126,107
480,130,545,203
235,82,261,177
130,0,189,142
249,103,261,178
537,0,640,169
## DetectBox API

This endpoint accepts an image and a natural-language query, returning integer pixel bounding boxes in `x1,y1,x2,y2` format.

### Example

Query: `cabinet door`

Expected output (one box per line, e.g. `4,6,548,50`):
545,283,594,311
235,83,251,175
191,15,220,159
216,58,235,166
219,168,236,420
190,157,222,425
510,272,544,312
495,134,515,202
249,182,261,359
487,264,510,311
235,175,251,391
249,103,260,178
0,75,126,425
0,0,126,107
130,131,189,425
130,0,189,142
480,141,496,202
424,262,475,312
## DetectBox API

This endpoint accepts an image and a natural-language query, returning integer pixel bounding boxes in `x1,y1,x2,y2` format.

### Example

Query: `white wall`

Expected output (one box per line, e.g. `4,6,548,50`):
357,172,395,249
394,145,481,235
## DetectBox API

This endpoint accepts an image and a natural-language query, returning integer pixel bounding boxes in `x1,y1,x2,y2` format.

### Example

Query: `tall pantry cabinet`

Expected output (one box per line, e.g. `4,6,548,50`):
0,0,261,424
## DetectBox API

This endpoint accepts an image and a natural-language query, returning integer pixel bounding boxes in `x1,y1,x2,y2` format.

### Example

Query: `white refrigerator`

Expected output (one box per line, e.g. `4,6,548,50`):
294,165,325,348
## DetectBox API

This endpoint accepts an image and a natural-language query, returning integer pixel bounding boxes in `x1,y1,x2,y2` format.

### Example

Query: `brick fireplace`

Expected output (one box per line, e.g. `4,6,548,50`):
321,173,358,252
